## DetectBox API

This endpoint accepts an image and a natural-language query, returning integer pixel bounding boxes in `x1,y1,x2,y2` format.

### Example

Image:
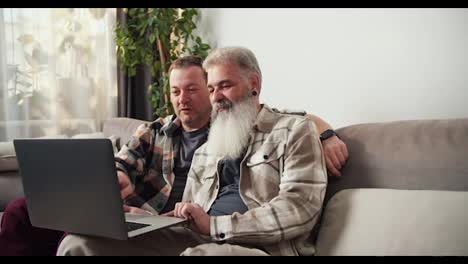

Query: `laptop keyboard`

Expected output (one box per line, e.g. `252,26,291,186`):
126,221,151,232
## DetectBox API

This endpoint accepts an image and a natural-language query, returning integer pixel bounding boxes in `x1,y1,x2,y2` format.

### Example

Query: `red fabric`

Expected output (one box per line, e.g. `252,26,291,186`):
0,197,64,256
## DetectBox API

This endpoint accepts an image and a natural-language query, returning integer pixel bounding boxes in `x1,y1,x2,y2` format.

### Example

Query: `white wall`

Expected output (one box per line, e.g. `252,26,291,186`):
197,8,468,128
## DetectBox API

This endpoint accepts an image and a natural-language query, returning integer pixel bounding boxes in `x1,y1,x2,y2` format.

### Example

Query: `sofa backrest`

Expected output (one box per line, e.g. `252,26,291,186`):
326,118,468,205
102,117,150,148
3,117,467,213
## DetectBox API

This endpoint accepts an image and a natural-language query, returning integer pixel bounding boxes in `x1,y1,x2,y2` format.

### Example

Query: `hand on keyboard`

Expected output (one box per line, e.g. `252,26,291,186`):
123,205,155,216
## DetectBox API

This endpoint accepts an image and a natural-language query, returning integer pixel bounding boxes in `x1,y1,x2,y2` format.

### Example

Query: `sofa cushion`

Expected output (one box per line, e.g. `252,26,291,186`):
0,141,16,156
0,155,18,172
316,188,468,256
0,141,18,172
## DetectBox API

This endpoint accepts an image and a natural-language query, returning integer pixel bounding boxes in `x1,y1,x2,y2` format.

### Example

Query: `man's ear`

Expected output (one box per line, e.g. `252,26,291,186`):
248,72,260,94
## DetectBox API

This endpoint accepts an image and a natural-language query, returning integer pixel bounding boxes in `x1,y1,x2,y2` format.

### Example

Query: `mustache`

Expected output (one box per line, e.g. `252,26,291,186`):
213,99,233,111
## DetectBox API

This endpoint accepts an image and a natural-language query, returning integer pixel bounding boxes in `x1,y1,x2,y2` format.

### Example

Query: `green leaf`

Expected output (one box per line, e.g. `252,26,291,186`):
139,28,146,37
149,33,156,43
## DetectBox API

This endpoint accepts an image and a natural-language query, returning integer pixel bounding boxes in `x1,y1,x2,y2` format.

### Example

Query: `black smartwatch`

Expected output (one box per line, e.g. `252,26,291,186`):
320,129,339,142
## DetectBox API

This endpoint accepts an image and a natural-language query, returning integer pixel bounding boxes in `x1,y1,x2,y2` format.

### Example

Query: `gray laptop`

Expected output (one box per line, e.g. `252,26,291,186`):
14,138,186,240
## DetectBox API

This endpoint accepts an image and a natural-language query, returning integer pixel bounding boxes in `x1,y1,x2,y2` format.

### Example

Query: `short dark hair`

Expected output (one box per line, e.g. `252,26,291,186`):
168,55,207,81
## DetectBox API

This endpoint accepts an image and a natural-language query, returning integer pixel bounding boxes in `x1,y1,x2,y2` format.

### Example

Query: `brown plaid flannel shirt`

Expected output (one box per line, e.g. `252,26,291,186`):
182,104,328,256
115,115,182,214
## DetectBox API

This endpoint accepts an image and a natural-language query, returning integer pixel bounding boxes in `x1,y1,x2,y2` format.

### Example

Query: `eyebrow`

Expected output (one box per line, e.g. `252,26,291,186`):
208,79,232,87
171,82,200,89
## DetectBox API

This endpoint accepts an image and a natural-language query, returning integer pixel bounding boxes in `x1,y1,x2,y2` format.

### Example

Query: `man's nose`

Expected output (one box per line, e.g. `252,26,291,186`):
211,88,224,103
178,91,189,105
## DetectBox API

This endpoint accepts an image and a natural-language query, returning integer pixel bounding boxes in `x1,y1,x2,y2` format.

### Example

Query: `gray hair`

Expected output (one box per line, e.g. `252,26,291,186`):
203,46,262,86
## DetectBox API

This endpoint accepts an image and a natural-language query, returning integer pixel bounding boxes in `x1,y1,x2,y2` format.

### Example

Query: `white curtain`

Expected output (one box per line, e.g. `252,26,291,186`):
0,8,117,141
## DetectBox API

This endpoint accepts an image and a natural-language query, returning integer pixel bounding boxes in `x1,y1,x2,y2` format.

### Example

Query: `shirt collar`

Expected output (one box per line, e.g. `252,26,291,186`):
161,115,181,137
253,104,280,133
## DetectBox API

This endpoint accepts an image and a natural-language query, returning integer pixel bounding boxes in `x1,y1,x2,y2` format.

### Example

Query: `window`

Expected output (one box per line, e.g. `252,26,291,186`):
0,8,117,141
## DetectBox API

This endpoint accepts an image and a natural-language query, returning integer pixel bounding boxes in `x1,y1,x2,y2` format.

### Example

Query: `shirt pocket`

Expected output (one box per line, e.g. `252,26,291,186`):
188,153,217,183
189,162,217,185
245,142,285,200
246,142,285,168
189,163,218,206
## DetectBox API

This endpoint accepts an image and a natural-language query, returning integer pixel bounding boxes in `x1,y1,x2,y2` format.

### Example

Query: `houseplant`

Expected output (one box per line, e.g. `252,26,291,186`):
114,8,211,118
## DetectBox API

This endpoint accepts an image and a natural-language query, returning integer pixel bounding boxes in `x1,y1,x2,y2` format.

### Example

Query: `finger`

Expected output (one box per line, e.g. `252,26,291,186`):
180,204,193,219
175,202,185,218
334,146,346,166
325,156,333,173
123,205,138,214
328,150,342,171
133,207,152,215
162,210,174,217
330,167,341,177
174,203,181,218
341,143,349,160
325,156,341,177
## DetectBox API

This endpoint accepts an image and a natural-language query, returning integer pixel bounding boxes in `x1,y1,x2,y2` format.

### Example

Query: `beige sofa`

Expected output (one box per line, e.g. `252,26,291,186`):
1,117,467,255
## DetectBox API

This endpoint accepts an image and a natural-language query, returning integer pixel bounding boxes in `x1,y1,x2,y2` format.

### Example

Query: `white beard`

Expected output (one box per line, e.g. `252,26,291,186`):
207,95,258,160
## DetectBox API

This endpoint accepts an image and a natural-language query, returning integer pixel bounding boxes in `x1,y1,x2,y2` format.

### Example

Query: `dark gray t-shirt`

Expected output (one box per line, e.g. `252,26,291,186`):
160,126,208,214
208,154,249,216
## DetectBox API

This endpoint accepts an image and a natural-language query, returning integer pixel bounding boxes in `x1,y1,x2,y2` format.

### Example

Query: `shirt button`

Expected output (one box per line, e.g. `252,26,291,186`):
219,233,225,239
263,154,269,160
215,185,219,189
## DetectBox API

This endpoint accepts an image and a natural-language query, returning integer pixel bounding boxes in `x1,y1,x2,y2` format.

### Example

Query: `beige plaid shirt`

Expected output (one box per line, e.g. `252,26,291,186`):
182,104,327,256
